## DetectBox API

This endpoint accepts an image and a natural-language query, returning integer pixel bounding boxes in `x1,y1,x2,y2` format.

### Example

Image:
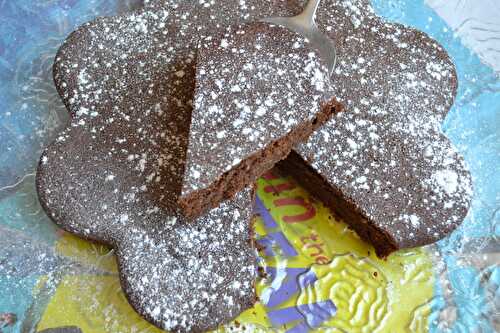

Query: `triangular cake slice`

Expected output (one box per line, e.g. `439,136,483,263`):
180,22,339,217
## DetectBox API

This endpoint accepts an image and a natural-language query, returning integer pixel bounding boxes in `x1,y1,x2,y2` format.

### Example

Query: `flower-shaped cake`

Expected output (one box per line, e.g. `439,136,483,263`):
37,0,472,331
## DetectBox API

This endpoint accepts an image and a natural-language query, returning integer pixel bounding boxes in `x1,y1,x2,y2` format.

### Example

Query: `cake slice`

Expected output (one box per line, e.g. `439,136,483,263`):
180,22,339,217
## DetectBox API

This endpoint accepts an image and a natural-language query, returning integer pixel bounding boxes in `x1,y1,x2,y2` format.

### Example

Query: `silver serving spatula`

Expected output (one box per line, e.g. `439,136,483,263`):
262,0,336,75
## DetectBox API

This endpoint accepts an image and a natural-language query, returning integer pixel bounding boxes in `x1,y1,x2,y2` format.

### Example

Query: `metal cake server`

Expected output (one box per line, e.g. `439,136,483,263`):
262,0,336,75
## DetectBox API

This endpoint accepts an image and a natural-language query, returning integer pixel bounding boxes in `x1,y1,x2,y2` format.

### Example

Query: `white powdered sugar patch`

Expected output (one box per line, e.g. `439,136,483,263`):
432,168,459,195
399,214,421,228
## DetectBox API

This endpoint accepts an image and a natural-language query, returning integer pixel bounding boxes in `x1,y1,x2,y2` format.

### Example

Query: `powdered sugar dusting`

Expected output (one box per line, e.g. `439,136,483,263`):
38,0,474,330
117,188,256,332
182,22,333,196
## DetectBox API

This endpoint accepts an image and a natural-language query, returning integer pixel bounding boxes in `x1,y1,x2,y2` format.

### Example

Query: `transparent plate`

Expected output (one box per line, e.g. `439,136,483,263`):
0,0,498,332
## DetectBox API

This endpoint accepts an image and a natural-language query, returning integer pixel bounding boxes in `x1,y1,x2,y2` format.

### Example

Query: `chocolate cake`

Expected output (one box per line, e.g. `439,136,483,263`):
180,22,338,217
37,0,474,331
37,10,257,332
146,0,472,256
